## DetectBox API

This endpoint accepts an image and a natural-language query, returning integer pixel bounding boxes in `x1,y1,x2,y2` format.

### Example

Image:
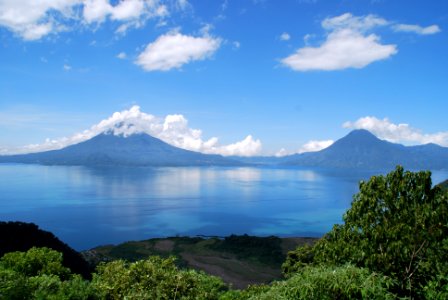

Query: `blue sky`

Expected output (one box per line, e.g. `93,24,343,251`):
0,0,447,156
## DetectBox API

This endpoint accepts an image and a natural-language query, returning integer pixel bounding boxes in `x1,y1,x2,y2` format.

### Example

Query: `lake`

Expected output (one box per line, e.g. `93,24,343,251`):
1,164,447,251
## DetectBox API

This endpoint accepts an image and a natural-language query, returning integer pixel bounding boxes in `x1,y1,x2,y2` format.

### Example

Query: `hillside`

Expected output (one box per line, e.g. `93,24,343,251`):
2,129,448,169
0,132,240,166
282,129,448,170
0,221,92,278
82,235,317,289
438,179,448,190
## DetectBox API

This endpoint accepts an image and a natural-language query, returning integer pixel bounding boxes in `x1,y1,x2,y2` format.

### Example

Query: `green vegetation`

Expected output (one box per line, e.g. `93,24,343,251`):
438,179,448,190
209,234,283,265
283,166,448,298
234,265,396,300
0,247,96,299
92,256,226,299
1,167,447,299
0,221,92,278
85,235,314,288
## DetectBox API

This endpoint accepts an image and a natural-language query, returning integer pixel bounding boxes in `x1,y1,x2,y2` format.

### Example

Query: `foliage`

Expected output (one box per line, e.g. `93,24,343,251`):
0,221,92,278
209,234,284,265
283,166,448,298
423,274,448,300
251,264,396,300
282,244,315,276
219,284,271,300
438,179,448,190
91,256,228,299
0,247,96,299
1,247,70,279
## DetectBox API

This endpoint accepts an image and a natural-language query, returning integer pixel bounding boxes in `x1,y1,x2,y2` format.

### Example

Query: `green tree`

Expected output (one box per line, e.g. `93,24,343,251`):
283,166,448,298
1,247,70,279
92,256,227,299
256,264,395,300
0,247,96,300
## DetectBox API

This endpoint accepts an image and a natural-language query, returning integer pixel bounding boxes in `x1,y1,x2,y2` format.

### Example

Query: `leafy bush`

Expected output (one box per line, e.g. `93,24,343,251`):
283,166,448,298
1,247,70,279
0,221,92,278
0,247,96,299
423,274,448,300
92,256,228,299
253,264,396,300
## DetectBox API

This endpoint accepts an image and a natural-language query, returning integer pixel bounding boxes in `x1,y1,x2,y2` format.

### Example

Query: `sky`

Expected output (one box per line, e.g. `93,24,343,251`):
0,0,447,156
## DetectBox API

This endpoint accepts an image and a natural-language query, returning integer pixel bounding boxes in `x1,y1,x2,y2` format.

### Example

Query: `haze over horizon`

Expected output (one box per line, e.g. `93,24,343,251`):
1,0,447,156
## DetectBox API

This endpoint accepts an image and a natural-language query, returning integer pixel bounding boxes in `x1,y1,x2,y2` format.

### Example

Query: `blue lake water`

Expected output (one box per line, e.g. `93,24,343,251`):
1,164,447,251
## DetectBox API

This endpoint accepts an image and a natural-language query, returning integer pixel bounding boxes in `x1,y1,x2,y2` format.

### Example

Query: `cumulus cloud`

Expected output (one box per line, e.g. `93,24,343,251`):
6,106,262,157
0,0,174,40
275,139,334,157
282,29,397,71
298,139,334,153
116,52,127,59
393,24,441,35
275,148,290,157
282,13,397,71
83,0,169,34
279,32,291,41
0,0,80,40
135,30,221,71
343,116,448,146
321,13,388,31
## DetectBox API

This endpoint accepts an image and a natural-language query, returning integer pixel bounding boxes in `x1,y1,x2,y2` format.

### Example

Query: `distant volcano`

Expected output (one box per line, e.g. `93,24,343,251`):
2,129,448,169
282,129,448,170
0,131,240,166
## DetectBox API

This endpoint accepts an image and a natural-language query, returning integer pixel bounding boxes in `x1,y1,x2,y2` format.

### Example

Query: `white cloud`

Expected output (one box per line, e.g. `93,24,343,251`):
175,0,191,11
116,52,127,59
280,32,290,41
110,0,145,21
275,148,291,157
303,33,313,45
275,140,334,157
233,41,241,49
299,140,334,153
0,0,172,40
135,31,221,71
343,116,448,146
393,24,441,35
63,64,72,71
282,29,397,71
84,0,169,35
83,0,167,23
82,0,110,23
321,13,388,32
0,0,80,40
6,106,262,157
282,13,397,71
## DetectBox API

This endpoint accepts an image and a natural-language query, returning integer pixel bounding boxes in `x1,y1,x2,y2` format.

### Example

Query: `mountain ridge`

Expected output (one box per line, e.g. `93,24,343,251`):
282,129,448,170
1,129,448,169
0,132,240,166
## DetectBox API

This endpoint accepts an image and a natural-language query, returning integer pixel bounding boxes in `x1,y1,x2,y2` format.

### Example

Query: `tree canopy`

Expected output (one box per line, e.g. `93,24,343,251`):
283,166,448,298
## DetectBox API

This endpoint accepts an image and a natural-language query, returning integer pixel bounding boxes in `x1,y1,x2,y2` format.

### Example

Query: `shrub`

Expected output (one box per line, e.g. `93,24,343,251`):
251,265,395,300
284,166,448,298
92,256,227,299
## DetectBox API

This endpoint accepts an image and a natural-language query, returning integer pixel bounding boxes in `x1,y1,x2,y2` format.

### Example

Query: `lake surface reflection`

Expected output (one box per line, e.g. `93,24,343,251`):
1,164,447,250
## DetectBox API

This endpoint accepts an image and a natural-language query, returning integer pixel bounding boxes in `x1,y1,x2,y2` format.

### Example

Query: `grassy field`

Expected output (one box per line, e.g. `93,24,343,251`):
82,235,318,289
